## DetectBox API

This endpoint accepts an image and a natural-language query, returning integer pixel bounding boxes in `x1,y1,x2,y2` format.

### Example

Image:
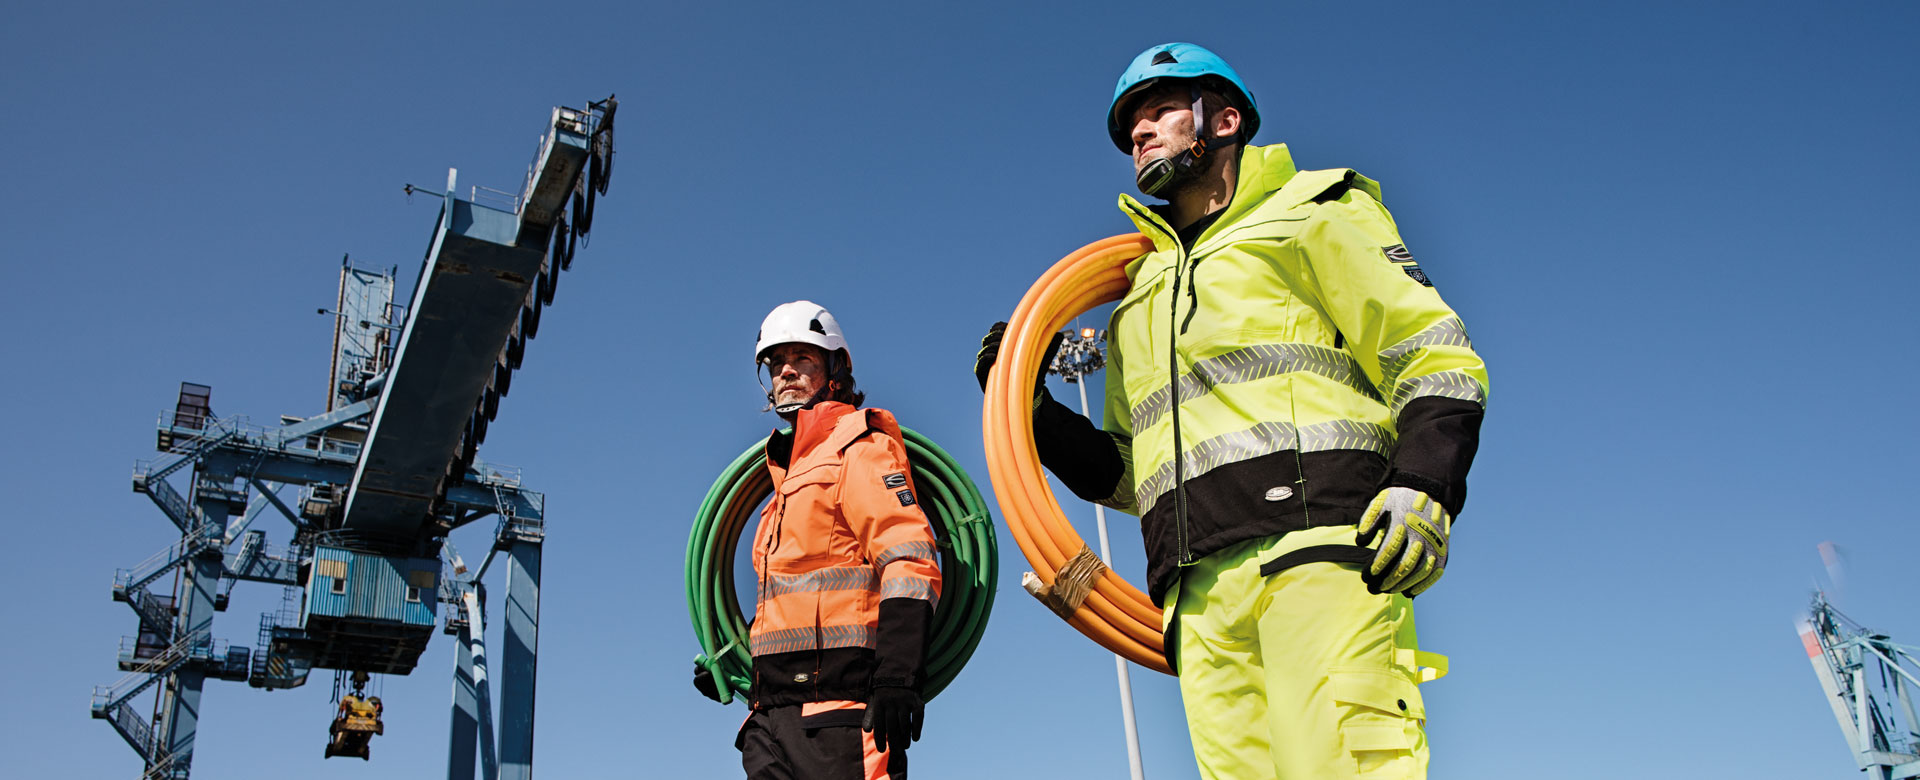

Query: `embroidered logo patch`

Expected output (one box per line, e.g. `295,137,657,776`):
1384,244,1414,263
896,489,916,507
883,472,908,489
1403,266,1433,287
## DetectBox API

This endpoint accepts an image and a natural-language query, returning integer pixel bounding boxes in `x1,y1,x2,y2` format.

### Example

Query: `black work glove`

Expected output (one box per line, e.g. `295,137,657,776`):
862,685,924,754
692,662,723,703
974,321,1065,397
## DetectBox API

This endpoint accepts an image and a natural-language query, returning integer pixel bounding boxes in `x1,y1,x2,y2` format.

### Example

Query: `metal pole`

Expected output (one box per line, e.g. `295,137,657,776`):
1049,329,1145,780
1076,376,1147,780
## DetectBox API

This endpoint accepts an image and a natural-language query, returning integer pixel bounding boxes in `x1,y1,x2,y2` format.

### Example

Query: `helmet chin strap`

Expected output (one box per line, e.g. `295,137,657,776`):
1137,84,1216,197
773,380,837,416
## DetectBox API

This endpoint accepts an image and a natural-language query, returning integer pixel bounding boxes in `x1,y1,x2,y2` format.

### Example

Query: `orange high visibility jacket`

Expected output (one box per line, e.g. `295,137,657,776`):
749,401,942,709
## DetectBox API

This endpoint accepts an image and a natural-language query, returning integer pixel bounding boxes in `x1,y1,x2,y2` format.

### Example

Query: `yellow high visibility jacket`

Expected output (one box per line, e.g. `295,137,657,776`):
1101,143,1488,604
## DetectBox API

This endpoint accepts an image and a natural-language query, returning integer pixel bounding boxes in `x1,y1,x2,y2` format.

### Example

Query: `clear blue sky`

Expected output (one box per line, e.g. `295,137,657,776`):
6,2,1917,777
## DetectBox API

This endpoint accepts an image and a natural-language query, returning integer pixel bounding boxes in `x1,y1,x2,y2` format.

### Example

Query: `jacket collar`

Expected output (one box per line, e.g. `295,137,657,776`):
1118,143,1299,257
768,401,866,473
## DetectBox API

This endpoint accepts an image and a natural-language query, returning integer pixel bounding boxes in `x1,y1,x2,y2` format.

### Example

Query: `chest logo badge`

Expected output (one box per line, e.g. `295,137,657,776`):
883,472,908,488
1264,486,1294,502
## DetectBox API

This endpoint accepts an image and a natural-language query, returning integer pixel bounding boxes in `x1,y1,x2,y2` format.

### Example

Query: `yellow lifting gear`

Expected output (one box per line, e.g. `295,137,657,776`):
325,671,384,760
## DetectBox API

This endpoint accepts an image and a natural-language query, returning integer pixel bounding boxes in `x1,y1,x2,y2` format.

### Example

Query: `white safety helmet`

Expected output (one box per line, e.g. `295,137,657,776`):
755,300,851,365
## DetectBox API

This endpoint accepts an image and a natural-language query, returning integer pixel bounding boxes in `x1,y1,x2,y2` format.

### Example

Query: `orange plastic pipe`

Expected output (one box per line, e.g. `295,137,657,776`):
983,233,1172,675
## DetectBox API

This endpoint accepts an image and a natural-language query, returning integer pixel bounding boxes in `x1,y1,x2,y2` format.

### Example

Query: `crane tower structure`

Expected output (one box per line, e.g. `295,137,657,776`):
1801,553,1920,779
89,96,617,780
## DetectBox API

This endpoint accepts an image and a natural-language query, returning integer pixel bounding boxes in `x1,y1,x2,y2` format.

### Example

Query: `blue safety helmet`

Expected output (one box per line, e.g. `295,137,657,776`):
1107,42,1260,153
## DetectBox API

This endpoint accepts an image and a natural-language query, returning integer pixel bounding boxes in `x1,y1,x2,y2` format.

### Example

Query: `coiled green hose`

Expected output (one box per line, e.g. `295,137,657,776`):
687,426,997,704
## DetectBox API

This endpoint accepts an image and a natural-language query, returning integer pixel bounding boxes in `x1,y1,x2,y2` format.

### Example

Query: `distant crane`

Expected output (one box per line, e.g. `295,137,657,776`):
90,96,616,780
1800,543,1920,779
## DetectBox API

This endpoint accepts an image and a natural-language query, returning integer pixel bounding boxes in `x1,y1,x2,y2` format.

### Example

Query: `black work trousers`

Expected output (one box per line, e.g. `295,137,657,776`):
737,703,906,779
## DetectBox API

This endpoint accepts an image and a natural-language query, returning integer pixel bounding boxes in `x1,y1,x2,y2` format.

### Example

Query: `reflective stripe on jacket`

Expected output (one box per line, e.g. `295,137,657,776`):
749,401,942,708
1102,143,1488,605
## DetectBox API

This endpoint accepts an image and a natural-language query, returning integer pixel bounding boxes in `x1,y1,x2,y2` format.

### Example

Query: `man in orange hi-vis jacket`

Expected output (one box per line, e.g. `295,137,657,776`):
695,300,942,780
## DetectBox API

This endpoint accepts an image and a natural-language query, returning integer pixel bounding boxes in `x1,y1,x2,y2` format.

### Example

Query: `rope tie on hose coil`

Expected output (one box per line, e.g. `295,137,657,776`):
1021,546,1107,620
687,427,997,705
982,233,1179,675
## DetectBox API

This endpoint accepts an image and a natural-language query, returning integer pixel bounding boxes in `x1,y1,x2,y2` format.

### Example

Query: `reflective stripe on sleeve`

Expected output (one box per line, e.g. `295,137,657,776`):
879,576,938,604
873,541,937,571
1379,317,1472,389
1390,370,1486,414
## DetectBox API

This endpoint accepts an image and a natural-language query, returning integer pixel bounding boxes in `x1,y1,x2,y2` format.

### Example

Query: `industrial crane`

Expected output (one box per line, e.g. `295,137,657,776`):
90,96,616,780
1800,543,1920,779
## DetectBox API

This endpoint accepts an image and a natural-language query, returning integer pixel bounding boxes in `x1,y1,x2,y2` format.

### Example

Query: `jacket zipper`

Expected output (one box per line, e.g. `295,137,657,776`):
1131,202,1196,568
1168,243,1195,568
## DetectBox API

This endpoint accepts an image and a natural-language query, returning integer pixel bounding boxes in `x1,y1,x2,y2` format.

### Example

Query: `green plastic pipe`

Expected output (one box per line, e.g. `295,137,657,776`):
687,427,997,704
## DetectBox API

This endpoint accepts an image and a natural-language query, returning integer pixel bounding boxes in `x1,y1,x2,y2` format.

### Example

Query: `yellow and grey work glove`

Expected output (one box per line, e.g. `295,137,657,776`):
1355,487,1451,597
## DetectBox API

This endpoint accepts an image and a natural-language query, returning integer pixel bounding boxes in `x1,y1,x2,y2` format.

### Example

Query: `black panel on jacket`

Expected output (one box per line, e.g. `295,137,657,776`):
750,647,875,710
1140,448,1388,605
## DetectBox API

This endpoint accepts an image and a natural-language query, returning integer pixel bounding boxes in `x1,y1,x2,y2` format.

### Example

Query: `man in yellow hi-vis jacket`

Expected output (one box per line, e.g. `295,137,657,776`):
975,42,1487,780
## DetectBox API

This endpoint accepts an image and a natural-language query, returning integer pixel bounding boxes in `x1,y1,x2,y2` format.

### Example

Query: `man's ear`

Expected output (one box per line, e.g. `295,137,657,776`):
1213,106,1242,140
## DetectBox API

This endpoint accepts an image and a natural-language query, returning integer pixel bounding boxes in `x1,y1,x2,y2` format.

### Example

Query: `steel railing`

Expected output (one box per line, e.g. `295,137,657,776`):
94,629,213,712
115,525,219,595
469,184,522,212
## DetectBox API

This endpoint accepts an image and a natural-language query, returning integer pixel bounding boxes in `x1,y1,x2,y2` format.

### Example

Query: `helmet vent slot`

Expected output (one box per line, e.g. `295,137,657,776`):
1151,51,1178,65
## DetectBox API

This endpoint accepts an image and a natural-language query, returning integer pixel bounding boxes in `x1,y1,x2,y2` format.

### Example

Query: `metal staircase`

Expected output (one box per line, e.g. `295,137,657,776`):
96,696,156,763
138,418,243,487
249,589,311,690
93,630,211,722
134,475,198,533
116,587,175,641
114,528,219,601
224,530,302,585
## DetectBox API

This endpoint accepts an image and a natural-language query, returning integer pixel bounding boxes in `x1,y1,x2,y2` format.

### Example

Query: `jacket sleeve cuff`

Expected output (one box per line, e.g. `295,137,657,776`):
874,598,933,691
1384,468,1460,515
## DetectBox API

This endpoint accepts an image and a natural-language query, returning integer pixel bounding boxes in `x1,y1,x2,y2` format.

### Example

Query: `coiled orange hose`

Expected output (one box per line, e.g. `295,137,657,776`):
982,233,1173,675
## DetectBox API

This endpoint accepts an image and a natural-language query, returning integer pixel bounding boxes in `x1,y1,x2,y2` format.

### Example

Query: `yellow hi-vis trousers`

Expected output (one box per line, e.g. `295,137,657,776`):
1167,526,1439,780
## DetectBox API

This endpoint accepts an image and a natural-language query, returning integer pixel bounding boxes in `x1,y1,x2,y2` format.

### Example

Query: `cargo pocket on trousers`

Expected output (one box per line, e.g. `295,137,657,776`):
1329,667,1425,778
